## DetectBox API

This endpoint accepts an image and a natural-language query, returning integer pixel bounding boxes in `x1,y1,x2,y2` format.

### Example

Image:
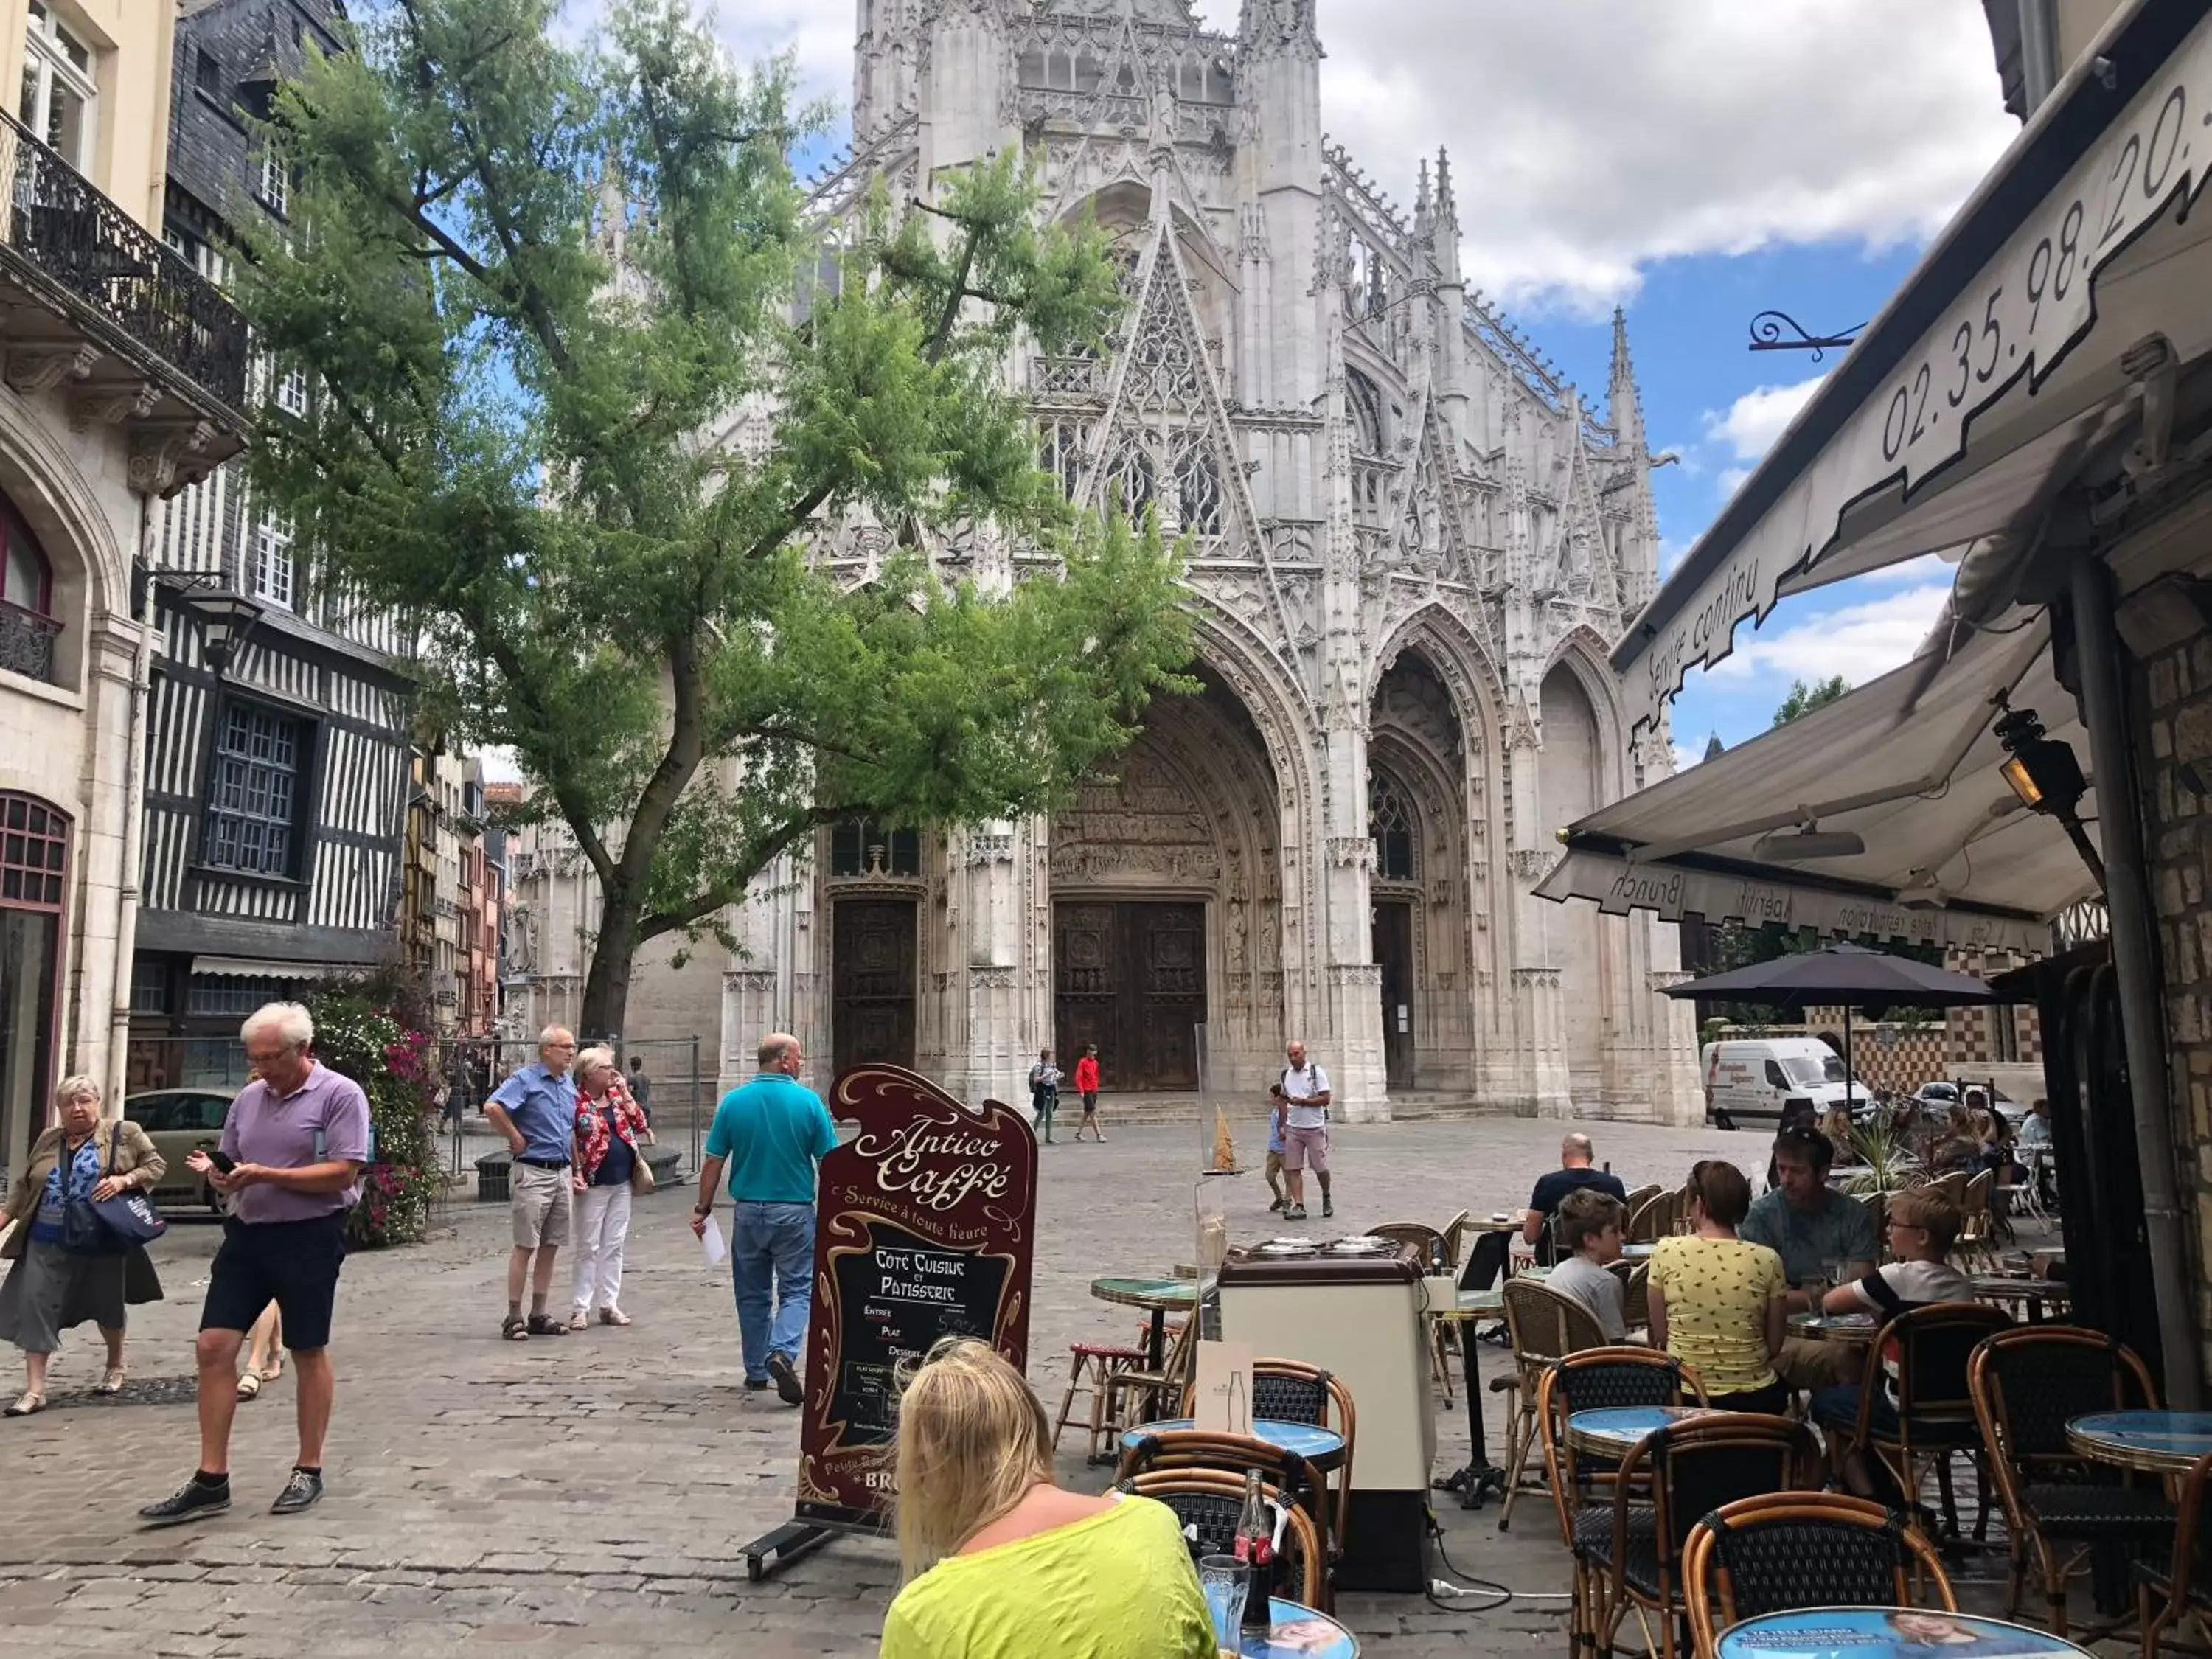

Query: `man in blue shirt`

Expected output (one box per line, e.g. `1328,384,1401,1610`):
692,1033,838,1404
484,1026,578,1340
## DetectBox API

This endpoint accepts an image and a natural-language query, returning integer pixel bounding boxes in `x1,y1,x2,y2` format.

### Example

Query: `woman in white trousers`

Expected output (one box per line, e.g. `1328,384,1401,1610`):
567,1047,652,1329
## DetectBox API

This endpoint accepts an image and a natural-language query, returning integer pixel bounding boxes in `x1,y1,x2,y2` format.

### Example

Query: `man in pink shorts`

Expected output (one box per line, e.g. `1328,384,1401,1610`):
1278,1040,1333,1222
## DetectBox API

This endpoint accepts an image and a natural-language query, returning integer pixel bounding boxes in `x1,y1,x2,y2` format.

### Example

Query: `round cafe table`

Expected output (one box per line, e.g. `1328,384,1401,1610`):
1787,1310,1879,1344
1090,1276,1198,1369
1565,1405,1714,1458
2067,1409,2212,1475
1431,1287,1507,1510
1972,1274,2073,1322
1232,1597,1359,1658
1716,1607,2092,1657
1120,1417,1347,1473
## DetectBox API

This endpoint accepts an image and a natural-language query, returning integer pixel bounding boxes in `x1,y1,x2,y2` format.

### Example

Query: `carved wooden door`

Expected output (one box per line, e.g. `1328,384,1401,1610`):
832,900,917,1077
1054,901,1206,1090
1374,900,1415,1090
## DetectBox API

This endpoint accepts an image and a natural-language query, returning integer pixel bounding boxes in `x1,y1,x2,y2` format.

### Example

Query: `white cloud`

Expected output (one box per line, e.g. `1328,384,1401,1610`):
1705,375,1829,465
1672,740,1703,773
1310,0,2017,313
1708,580,1951,686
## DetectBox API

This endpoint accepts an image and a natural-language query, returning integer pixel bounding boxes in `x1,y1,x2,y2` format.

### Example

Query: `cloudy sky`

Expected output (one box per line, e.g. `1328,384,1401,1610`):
698,0,2020,762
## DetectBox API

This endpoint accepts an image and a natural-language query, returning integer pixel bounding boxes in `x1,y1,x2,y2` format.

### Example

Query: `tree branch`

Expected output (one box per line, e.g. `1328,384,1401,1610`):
635,804,855,940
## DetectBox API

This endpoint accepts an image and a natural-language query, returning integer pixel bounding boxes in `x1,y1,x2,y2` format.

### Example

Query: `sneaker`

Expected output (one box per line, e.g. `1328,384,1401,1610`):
743,1377,770,1392
767,1351,804,1406
1267,1197,1285,1214
1322,1197,1335,1219
1286,1204,1307,1222
139,1476,231,1528
270,1468,324,1516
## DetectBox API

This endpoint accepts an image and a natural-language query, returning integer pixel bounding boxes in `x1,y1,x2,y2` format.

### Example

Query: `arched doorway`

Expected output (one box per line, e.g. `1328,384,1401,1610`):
1540,662,1607,1097
1368,652,1470,1092
1049,669,1281,1092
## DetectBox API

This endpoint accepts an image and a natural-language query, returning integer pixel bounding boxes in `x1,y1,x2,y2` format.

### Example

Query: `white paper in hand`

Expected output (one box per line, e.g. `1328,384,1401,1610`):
700,1214,728,1267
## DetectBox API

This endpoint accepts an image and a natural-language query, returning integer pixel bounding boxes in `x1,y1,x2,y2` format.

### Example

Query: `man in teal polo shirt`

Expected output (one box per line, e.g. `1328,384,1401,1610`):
692,1033,838,1405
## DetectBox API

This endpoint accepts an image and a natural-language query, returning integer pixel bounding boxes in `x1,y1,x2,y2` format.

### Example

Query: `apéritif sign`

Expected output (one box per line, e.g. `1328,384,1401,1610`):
795,1065,1037,1531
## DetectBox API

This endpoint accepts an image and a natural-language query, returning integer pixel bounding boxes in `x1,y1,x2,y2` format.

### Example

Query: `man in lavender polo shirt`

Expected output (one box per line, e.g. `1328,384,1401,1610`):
140,1001,370,1527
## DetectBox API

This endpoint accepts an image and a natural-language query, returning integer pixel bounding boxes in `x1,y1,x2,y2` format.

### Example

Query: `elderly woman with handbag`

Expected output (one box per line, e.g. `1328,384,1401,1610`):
0,1075,166,1416
568,1046,653,1331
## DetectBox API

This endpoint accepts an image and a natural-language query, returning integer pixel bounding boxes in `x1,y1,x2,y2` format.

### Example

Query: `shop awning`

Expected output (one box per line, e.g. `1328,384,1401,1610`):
1538,606,2093,953
189,956,354,981
1615,0,2212,736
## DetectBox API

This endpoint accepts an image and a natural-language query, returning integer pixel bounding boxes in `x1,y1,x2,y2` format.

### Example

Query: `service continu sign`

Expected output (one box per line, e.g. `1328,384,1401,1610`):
796,1065,1038,1531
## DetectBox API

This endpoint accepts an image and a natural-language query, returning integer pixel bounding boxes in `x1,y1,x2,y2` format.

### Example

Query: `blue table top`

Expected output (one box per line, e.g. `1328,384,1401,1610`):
1717,1606,2090,1656
1234,1599,1359,1658
2070,1410,2212,1453
1122,1417,1347,1463
1566,1405,1711,1450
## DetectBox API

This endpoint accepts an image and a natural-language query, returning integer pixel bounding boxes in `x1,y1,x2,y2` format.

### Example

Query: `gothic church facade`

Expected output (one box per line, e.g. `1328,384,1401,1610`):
567,0,1703,1121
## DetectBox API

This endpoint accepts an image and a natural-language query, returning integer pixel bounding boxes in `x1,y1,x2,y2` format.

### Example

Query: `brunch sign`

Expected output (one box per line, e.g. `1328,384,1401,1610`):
793,1065,1037,1534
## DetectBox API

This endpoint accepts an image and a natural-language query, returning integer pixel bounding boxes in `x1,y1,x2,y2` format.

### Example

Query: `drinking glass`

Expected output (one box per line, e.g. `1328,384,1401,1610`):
1198,1555,1249,1646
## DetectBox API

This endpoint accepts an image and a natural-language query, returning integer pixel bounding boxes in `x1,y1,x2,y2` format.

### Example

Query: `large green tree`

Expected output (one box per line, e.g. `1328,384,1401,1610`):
237,0,1193,1035
1772,675,1851,727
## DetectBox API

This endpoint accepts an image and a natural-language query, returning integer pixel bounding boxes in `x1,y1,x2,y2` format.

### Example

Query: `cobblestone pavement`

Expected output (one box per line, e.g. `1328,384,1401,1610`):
0,1115,1977,1658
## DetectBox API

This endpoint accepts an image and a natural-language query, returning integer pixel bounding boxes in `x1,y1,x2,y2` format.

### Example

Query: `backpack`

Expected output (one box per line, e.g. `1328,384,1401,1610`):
1280,1065,1329,1123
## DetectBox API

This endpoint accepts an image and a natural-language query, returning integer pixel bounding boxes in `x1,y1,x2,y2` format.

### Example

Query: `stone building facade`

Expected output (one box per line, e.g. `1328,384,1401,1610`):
670,0,1703,1121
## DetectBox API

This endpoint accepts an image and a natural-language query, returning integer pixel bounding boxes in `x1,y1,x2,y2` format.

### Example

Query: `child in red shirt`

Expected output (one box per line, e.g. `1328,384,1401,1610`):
1071,1046,1103,1142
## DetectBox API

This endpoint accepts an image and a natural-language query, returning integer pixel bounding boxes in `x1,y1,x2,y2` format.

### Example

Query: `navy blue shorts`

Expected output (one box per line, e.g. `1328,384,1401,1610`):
200,1212,348,1351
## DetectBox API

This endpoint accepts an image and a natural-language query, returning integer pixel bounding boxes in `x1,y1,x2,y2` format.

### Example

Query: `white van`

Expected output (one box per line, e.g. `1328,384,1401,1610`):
1701,1038,1867,1130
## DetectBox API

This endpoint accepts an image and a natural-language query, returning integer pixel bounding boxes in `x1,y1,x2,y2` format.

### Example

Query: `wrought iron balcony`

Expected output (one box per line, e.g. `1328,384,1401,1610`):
0,110,248,489
0,599,58,683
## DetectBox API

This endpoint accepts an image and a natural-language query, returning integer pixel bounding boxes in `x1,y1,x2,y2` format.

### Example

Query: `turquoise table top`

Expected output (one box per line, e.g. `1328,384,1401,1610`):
1233,1599,1358,1658
1717,1607,2090,1656
1090,1276,1198,1309
1122,1417,1346,1466
1565,1405,1714,1454
2068,1409,2212,1473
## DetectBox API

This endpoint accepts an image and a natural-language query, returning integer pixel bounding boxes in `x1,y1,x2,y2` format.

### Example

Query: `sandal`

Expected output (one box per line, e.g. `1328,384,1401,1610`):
96,1368,126,1396
525,1314,566,1337
236,1372,262,1401
501,1315,530,1342
567,1310,588,1332
261,1358,283,1386
599,1307,632,1326
3,1391,44,1417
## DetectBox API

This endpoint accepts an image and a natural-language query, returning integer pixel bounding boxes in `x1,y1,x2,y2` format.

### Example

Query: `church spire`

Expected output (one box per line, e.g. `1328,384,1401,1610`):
1608,306,1646,452
1413,158,1433,240
1237,0,1321,60
1430,147,1461,285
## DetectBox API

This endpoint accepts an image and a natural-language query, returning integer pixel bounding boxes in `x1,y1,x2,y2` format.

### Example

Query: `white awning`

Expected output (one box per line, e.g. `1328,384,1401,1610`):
189,956,354,981
1539,606,2093,953
1616,0,2212,735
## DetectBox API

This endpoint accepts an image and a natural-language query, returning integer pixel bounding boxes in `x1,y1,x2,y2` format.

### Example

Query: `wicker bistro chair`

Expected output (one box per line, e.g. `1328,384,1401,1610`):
1969,1325,2177,1638
1100,1312,1199,1457
1839,1303,2012,1540
1627,1192,1669,1245
2137,1450,2212,1659
1618,1261,1652,1338
1579,1413,1823,1659
1182,1358,1357,1553
1683,1493,1958,1659
1439,1208,1473,1271
1538,1348,1706,1550
1113,1468,1324,1608
1956,1169,2001,1270
1117,1429,1331,1607
1497,1279,1611,1531
1054,1335,1152,1464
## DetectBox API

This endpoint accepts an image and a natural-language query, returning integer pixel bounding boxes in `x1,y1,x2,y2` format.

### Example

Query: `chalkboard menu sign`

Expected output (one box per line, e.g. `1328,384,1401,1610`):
795,1064,1037,1532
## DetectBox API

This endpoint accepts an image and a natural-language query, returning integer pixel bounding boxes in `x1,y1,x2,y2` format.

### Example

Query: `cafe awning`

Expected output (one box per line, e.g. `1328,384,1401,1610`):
1538,605,2093,954
1615,0,2212,736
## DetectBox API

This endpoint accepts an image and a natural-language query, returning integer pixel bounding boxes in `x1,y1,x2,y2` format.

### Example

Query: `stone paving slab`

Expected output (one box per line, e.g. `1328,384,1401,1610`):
0,1116,2059,1657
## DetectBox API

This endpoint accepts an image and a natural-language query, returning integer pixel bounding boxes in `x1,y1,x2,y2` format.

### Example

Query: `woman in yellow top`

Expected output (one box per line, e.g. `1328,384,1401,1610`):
1647,1160,1788,1413
882,1337,1220,1659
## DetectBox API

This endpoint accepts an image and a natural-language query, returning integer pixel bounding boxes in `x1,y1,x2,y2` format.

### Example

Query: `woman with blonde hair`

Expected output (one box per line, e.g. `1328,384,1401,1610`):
0,1076,165,1415
880,1337,1218,1659
568,1045,651,1331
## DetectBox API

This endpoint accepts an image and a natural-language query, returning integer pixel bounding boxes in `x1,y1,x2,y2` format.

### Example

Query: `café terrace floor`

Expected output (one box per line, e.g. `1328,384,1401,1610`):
0,1114,2101,1658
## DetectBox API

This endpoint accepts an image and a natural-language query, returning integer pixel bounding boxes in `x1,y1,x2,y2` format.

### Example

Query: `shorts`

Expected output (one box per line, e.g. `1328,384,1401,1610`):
1265,1148,1284,1180
511,1163,574,1248
1283,1125,1329,1173
1080,1091,1098,1115
201,1213,348,1352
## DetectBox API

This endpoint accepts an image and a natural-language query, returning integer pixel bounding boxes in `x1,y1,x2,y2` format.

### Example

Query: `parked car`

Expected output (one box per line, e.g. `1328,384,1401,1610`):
1913,1078,2028,1129
124,1087,237,1214
1700,1037,1868,1131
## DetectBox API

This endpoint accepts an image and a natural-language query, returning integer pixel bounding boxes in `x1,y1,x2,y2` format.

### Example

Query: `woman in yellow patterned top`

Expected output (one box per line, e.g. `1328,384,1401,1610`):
1647,1160,1788,1413
881,1337,1219,1659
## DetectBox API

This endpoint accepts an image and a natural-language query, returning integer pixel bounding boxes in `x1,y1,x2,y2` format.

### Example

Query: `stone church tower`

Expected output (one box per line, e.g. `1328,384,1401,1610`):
699,0,1701,1122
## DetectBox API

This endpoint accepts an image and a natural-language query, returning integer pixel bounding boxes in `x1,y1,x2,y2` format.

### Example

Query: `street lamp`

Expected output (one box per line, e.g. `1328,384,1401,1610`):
178,587,264,678
1994,705,2104,889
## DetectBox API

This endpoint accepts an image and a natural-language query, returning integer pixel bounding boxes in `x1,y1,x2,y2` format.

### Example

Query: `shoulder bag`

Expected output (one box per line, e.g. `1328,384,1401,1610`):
62,1133,167,1253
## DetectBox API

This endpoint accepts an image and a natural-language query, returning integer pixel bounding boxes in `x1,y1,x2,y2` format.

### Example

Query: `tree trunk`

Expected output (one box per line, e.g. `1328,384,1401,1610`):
580,883,644,1042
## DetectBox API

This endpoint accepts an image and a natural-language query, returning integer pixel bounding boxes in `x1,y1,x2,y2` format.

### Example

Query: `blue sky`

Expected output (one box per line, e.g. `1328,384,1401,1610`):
696,0,2020,766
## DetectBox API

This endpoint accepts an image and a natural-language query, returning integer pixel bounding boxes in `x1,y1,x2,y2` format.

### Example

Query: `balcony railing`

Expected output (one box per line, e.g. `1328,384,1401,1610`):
0,599,59,683
0,110,248,411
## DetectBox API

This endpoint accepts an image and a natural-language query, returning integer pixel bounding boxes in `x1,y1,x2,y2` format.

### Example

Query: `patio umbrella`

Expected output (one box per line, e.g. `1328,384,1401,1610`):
1663,941,2000,1113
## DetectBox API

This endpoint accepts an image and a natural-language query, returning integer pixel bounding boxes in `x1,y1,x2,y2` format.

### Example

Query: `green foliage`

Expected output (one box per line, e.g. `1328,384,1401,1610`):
307,991,440,1248
1836,1116,1924,1196
1772,675,1851,727
235,0,1193,1031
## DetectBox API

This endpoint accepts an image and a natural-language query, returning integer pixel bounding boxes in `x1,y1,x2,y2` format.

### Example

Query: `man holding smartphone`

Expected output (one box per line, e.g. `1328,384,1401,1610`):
140,1001,370,1526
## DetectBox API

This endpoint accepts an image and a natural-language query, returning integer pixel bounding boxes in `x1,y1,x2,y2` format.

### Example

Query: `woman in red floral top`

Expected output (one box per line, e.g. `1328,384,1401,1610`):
568,1046,653,1329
